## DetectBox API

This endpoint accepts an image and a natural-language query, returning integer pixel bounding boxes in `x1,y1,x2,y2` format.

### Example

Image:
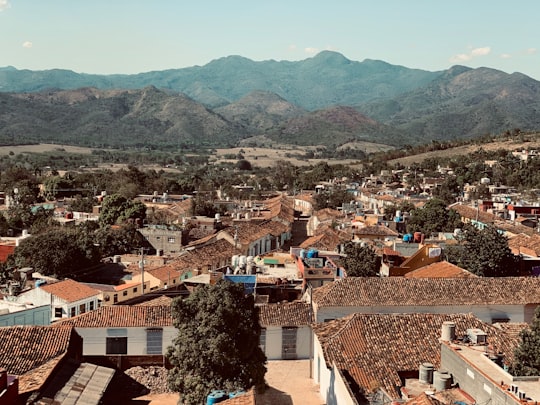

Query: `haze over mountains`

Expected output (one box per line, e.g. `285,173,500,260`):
1,51,540,149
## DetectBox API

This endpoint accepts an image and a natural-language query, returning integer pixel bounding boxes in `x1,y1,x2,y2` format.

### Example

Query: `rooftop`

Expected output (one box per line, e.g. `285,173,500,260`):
258,302,311,326
40,278,100,303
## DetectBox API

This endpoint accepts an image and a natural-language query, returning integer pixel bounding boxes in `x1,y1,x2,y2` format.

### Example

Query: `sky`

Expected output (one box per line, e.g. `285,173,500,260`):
1,0,539,80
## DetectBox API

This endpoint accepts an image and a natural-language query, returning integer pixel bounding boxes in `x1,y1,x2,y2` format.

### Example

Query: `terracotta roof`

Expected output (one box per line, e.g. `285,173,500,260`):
404,261,478,278
0,325,77,393
452,204,497,224
0,244,15,262
40,279,100,303
54,305,172,328
313,313,519,400
508,233,540,257
383,247,402,256
146,264,185,282
314,208,343,222
404,392,441,405
135,295,173,306
355,225,399,237
312,277,540,307
300,226,346,250
258,302,312,326
220,388,256,404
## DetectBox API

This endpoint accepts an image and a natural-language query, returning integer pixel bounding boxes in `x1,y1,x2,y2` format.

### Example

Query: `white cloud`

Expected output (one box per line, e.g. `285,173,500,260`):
471,46,491,56
288,44,297,51
450,46,490,64
526,48,537,55
22,41,33,49
500,53,511,59
449,53,472,63
304,47,319,55
0,0,10,12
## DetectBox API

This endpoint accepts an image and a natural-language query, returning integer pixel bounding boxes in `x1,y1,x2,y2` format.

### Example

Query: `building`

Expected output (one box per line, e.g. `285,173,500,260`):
14,279,100,322
309,277,540,323
258,302,312,360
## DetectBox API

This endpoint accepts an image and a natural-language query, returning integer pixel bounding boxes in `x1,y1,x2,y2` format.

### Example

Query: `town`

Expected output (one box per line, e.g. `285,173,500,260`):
0,142,540,405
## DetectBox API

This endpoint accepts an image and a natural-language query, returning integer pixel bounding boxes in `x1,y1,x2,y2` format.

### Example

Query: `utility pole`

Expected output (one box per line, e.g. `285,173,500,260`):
140,247,145,295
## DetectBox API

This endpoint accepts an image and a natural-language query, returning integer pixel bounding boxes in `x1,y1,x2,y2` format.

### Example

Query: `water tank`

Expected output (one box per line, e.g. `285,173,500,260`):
206,390,227,405
396,210,402,218
22,229,29,237
232,255,239,267
239,256,247,266
245,212,251,220
113,255,122,263
413,232,422,243
403,234,413,243
480,177,490,185
441,321,456,342
65,212,73,219
247,256,254,264
228,390,246,399
300,249,306,259
215,213,221,221
419,362,434,384
433,371,452,391
306,249,318,259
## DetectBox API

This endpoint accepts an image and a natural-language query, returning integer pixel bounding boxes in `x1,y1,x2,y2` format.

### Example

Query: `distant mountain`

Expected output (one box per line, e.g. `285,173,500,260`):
0,51,440,110
2,87,245,148
1,51,540,148
358,65,540,141
215,91,306,133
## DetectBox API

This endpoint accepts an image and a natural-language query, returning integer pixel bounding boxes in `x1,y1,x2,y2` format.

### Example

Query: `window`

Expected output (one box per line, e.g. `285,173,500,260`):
168,237,175,243
123,291,128,297
260,328,266,353
133,287,138,293
106,337,127,355
107,329,128,355
89,301,94,311
146,328,163,354
54,307,63,318
79,303,86,314
113,294,118,304
70,307,76,317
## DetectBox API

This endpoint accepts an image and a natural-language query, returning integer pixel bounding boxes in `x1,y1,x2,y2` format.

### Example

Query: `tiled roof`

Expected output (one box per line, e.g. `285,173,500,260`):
508,233,540,257
0,324,76,392
313,313,519,399
314,208,343,222
355,225,399,237
451,204,497,224
0,244,15,262
135,295,173,306
258,302,312,326
404,261,478,278
300,226,346,250
54,305,173,328
220,388,256,404
146,264,185,282
312,277,540,307
40,279,100,303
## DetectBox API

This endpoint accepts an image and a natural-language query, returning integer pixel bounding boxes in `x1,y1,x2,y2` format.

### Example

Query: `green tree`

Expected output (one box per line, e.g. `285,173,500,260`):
167,281,266,404
99,193,146,226
313,189,351,210
407,198,462,235
341,242,380,277
446,224,519,277
511,306,540,376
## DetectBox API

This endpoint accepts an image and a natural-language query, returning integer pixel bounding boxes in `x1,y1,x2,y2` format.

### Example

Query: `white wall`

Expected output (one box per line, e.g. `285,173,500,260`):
315,304,529,324
76,326,177,356
264,326,312,360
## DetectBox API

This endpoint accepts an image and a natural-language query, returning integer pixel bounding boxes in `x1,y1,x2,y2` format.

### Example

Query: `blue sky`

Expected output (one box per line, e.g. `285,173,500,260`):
1,0,539,80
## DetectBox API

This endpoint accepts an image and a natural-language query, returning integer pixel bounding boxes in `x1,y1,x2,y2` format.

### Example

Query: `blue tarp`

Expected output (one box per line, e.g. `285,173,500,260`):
224,275,257,294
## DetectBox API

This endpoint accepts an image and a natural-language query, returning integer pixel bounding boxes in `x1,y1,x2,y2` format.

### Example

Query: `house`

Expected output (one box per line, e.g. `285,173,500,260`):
0,325,86,402
14,279,100,322
0,302,51,326
54,305,175,368
380,244,443,276
138,226,184,255
309,277,540,323
258,302,312,360
131,263,190,291
312,313,519,405
217,221,291,257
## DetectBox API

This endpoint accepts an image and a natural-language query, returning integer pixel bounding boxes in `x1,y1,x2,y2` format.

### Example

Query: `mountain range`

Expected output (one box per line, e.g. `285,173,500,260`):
1,51,540,149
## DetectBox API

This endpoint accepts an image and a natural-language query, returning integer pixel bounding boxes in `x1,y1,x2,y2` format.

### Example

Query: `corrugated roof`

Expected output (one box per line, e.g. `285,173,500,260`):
312,277,540,307
40,279,100,303
313,313,519,400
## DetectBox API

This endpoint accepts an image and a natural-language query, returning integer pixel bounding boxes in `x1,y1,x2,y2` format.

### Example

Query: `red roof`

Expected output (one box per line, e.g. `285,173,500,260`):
0,244,15,263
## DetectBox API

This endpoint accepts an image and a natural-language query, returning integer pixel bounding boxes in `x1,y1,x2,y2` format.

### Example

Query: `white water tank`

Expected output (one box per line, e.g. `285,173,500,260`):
480,177,490,185
441,321,456,342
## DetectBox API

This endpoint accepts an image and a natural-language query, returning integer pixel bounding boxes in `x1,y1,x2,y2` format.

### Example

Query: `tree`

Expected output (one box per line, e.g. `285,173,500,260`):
511,306,540,376
407,198,462,235
341,242,380,277
99,193,146,226
167,281,266,404
446,224,519,277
